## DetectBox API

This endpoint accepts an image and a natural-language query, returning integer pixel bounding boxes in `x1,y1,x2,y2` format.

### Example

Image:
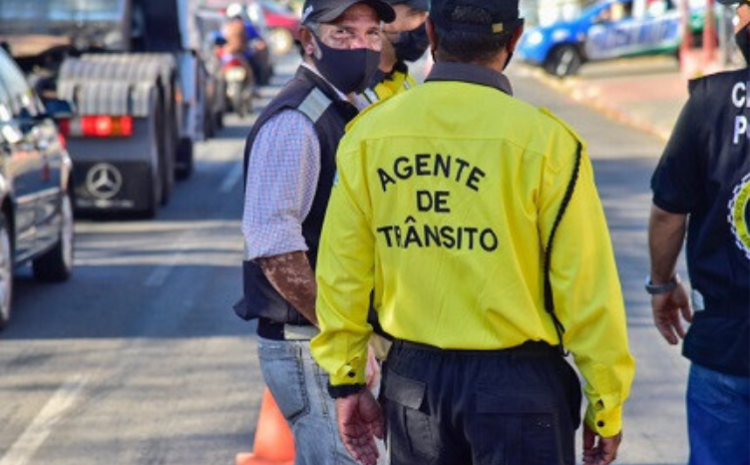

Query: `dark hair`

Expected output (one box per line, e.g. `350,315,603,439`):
434,5,514,64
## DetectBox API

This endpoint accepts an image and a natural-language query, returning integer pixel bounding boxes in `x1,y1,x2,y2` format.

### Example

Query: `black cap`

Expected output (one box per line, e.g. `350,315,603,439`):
387,0,430,12
717,0,749,5
301,0,396,25
430,0,522,35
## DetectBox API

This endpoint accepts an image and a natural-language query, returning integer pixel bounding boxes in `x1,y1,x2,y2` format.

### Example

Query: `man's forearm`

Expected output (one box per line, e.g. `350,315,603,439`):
648,204,688,283
258,251,318,325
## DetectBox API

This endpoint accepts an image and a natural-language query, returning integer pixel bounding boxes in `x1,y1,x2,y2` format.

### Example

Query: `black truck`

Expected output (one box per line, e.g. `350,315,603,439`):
0,0,210,217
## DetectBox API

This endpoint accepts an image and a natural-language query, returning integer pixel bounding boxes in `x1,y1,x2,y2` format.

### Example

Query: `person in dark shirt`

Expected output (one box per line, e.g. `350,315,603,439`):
648,1,750,464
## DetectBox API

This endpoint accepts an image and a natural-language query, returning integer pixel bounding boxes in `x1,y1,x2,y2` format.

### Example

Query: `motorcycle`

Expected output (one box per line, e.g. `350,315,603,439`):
221,54,254,118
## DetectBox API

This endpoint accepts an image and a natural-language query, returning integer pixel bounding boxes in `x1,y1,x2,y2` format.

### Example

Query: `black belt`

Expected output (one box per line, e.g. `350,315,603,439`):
257,318,318,341
392,339,560,359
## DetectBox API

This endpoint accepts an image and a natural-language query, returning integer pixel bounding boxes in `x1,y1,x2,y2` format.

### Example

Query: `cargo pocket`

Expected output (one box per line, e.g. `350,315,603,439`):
383,370,438,465
258,340,309,424
474,391,564,465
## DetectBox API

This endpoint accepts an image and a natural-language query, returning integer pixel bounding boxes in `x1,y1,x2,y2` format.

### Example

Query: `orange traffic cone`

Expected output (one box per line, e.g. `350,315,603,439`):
236,388,296,465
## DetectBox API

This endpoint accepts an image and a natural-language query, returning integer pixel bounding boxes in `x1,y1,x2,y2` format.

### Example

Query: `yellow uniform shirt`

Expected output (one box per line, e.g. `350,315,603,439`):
311,65,635,437
361,68,416,104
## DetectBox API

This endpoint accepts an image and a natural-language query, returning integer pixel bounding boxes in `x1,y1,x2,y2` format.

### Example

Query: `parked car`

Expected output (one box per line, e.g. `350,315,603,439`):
261,0,301,56
518,0,705,77
0,47,74,329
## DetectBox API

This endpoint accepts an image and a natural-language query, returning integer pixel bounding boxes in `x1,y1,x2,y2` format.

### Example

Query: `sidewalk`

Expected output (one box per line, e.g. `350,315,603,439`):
519,56,690,142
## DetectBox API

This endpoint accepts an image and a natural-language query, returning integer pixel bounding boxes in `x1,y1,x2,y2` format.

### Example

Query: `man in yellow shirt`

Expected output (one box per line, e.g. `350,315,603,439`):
310,1,635,464
361,0,429,104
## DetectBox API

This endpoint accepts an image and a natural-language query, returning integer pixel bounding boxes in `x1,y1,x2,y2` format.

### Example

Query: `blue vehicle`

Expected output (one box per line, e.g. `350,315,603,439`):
519,0,693,77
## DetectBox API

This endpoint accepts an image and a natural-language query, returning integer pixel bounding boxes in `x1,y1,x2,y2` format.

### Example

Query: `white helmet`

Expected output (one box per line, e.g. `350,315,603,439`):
226,2,245,19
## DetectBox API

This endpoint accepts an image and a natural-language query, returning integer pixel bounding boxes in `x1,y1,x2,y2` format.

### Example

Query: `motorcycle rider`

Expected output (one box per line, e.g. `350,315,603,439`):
361,0,429,103
221,3,268,87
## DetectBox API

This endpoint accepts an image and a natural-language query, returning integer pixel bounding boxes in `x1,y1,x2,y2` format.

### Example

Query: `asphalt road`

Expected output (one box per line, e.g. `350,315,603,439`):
0,55,689,465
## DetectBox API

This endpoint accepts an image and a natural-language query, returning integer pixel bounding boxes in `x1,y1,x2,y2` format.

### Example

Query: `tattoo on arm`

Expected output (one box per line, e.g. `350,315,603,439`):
258,251,318,325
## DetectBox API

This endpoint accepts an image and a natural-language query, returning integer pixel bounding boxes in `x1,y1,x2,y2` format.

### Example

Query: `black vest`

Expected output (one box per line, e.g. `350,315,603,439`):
234,66,358,326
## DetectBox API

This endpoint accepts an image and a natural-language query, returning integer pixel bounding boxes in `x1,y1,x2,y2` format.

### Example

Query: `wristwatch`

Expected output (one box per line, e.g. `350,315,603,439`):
645,274,679,295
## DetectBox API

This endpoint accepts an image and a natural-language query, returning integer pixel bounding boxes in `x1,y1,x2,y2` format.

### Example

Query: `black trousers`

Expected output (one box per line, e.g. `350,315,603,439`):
381,340,582,465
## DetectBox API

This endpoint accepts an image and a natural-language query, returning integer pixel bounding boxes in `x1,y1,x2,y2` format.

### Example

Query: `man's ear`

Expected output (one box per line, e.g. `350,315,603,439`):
507,21,525,54
426,18,438,55
299,27,316,57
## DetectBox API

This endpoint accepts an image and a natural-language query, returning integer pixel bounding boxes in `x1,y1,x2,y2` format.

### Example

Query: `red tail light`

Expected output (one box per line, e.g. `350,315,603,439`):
58,118,70,136
223,58,244,69
59,116,134,138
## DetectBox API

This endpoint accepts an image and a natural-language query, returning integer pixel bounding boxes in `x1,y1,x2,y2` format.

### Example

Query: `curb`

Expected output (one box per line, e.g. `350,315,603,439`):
519,64,675,143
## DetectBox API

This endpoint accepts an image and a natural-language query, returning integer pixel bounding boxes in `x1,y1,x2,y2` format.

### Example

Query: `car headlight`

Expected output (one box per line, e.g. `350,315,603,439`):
226,68,247,82
526,31,544,46
552,29,571,42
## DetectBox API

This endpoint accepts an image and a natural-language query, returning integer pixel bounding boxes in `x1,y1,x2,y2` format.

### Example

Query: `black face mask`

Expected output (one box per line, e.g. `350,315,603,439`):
393,23,430,63
311,36,381,94
736,27,750,66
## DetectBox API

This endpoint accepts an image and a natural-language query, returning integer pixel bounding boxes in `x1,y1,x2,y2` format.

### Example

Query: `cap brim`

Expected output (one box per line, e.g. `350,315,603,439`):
717,0,747,5
389,0,430,12
315,0,396,23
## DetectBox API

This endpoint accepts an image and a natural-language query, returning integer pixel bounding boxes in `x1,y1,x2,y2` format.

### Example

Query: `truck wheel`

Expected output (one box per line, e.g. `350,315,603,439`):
0,213,12,330
143,100,162,219
545,45,582,77
152,82,175,208
33,192,74,283
175,138,194,180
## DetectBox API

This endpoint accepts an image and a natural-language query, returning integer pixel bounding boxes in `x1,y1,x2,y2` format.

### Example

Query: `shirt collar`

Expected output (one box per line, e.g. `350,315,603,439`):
425,62,513,96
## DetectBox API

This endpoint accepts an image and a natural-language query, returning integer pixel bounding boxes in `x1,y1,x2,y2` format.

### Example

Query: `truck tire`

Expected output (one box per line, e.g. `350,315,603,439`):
33,191,74,282
142,93,163,219
157,83,175,207
176,138,194,180
0,212,12,330
545,45,583,78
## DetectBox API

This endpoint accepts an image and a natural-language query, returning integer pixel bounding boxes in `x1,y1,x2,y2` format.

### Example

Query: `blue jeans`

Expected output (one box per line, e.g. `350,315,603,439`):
687,363,750,465
258,336,359,465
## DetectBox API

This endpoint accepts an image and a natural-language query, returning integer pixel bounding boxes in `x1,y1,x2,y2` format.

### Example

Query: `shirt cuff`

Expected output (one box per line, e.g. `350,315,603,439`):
585,402,622,438
329,359,366,387
327,383,365,399
243,226,309,261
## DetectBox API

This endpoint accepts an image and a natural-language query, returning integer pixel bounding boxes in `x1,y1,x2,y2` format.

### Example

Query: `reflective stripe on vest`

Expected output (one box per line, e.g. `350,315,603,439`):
298,88,332,123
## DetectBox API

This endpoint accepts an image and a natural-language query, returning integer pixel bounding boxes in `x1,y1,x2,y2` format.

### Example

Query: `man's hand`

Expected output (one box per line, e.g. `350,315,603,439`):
335,389,384,465
652,282,693,345
583,423,622,465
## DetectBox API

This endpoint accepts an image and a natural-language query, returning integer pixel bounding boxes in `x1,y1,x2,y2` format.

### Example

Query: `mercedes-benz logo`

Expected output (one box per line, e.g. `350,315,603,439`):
86,163,123,200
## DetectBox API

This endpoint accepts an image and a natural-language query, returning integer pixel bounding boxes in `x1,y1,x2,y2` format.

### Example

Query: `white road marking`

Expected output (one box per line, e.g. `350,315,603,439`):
0,374,89,465
220,161,244,194
144,234,192,288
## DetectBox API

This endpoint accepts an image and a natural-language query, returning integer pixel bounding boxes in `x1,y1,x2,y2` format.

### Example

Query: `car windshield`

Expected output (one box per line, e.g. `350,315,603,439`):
0,0,124,22
50,0,121,13
262,1,291,15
